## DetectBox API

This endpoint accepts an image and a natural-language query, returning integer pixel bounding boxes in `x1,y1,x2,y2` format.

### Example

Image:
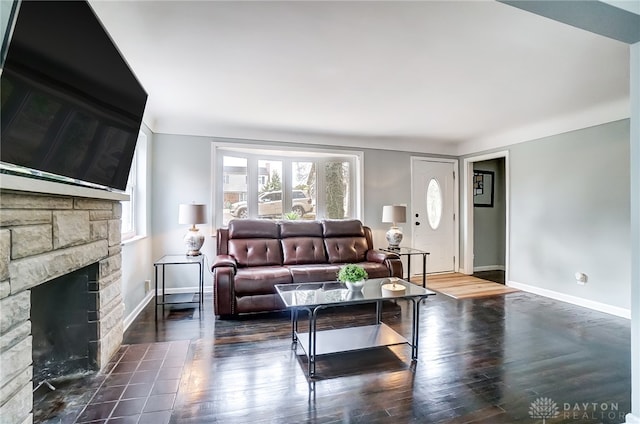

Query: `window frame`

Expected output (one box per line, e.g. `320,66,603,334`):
213,142,363,227
121,130,147,241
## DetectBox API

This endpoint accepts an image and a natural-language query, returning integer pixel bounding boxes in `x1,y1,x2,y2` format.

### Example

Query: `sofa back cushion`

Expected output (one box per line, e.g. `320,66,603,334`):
228,239,283,267
281,237,327,265
322,219,369,263
228,219,279,239
322,219,365,238
280,221,327,265
227,220,283,267
280,220,323,238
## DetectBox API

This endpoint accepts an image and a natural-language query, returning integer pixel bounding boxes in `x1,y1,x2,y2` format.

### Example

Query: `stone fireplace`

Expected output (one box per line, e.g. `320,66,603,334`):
0,184,126,424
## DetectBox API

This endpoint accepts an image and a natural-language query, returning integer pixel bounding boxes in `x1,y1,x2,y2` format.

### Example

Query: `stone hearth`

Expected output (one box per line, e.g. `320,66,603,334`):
0,189,125,424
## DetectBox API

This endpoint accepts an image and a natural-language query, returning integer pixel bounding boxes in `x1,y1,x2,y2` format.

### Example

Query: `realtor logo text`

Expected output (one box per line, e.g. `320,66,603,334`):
562,402,624,421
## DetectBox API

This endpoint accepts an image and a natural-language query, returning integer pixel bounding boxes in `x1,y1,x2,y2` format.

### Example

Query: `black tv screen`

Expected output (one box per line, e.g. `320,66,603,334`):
0,1,147,191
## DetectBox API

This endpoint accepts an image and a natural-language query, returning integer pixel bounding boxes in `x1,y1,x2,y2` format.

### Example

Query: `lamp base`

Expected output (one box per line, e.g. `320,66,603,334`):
184,227,205,256
386,226,403,248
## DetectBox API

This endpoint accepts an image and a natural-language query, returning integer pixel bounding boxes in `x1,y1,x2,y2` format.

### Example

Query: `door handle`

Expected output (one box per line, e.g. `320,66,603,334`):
415,221,421,226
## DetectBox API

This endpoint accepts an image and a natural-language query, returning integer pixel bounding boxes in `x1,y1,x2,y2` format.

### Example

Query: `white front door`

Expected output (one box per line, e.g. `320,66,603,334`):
411,159,457,273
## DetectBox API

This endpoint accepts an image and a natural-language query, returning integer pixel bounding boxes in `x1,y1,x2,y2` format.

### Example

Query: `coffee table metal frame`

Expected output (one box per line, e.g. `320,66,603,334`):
275,278,435,378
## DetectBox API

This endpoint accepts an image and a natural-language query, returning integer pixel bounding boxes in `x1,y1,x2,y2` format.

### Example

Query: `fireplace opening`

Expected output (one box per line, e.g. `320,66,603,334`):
30,263,100,386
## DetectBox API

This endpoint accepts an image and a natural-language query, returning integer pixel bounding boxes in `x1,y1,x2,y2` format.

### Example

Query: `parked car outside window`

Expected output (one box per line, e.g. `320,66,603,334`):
229,190,313,218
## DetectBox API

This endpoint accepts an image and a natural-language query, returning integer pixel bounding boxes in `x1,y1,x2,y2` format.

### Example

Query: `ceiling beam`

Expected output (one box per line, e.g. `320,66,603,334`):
500,0,640,44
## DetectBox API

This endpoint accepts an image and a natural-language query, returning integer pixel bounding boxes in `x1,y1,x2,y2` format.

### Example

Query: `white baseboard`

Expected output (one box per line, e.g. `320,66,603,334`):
507,280,631,319
473,265,506,272
123,290,153,331
625,413,640,424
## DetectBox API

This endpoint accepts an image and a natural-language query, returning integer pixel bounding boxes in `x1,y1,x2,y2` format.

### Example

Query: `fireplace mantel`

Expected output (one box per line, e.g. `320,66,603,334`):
0,173,129,202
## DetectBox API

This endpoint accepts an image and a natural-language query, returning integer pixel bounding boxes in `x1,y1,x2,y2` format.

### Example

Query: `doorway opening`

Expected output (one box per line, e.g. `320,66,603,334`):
462,151,509,283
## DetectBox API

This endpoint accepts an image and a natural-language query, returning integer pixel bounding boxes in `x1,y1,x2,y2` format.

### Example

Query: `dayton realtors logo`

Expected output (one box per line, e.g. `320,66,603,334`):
529,397,626,422
529,397,560,423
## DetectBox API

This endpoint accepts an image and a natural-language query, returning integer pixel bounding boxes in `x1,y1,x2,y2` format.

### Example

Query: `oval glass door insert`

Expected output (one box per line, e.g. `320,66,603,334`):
426,178,443,230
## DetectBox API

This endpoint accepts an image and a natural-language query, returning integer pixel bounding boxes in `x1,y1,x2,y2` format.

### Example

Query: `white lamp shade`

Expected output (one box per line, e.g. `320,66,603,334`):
382,205,406,224
178,204,207,225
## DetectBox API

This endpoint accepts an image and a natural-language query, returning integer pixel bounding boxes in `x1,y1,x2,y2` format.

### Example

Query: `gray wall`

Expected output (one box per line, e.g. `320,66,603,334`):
473,158,506,270
148,133,215,291
146,135,452,291
509,119,630,309
123,118,631,317
362,149,415,248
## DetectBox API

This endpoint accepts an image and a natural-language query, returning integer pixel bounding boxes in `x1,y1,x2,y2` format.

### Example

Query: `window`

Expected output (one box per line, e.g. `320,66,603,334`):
215,145,362,226
222,156,247,210
426,178,442,230
120,152,136,237
121,131,147,241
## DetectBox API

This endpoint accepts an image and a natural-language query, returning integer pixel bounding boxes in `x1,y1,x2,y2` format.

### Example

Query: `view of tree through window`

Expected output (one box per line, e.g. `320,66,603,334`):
291,161,315,220
217,148,360,226
325,161,350,219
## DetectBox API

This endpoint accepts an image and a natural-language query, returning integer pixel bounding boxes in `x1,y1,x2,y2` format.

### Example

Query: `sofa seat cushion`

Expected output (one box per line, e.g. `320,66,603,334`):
234,266,292,295
287,264,342,284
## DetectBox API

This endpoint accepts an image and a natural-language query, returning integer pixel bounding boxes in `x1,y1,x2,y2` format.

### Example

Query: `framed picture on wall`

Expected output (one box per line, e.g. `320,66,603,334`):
473,170,494,207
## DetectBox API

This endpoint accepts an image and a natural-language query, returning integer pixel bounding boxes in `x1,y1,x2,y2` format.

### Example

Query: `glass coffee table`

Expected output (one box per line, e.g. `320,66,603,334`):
275,278,436,378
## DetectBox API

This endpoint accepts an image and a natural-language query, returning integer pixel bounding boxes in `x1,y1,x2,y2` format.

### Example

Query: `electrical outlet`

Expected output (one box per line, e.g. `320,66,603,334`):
144,279,151,292
575,272,588,285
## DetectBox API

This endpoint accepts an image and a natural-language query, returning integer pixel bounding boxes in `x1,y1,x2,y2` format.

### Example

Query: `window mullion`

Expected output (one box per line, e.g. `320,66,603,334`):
246,156,259,218
282,158,292,217
315,159,326,220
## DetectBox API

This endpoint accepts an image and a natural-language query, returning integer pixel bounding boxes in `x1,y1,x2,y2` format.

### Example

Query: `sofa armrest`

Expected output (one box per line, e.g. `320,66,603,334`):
212,255,237,316
386,256,403,279
366,249,397,263
366,250,403,278
211,254,237,272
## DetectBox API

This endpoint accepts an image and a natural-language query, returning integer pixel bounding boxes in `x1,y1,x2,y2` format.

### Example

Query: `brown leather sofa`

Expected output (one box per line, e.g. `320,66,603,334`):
212,219,402,317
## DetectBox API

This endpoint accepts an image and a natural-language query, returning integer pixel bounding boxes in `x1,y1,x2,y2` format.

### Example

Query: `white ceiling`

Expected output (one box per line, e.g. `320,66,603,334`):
89,1,630,155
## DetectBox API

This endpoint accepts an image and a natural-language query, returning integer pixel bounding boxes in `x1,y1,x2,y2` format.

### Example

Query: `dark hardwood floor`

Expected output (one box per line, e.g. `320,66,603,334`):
39,288,630,423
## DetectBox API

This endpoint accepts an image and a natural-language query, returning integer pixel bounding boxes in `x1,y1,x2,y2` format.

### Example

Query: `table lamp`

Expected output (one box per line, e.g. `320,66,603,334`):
178,203,207,256
382,205,406,249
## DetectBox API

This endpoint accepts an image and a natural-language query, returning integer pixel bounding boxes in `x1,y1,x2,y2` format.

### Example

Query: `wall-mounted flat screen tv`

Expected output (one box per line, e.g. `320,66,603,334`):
0,0,147,191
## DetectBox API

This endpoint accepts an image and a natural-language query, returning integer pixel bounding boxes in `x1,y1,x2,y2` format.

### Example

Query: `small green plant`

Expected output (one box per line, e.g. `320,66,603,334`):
283,211,300,220
337,264,368,283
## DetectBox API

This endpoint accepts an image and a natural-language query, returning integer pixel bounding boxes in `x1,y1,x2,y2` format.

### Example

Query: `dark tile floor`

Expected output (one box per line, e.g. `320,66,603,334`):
36,340,189,423
76,341,188,424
